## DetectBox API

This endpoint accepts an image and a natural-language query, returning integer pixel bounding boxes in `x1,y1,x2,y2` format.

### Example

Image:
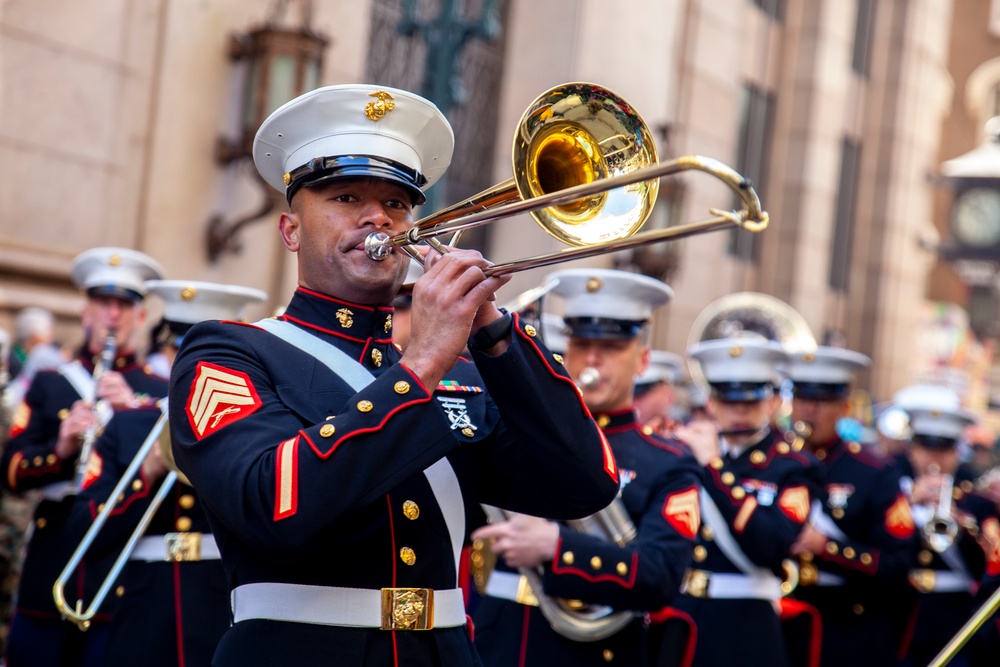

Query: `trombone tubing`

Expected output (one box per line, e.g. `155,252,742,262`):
53,410,168,630
928,583,1000,667
379,155,768,257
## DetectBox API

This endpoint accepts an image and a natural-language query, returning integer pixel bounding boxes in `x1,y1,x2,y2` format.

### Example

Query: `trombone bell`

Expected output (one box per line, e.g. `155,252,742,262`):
513,84,658,246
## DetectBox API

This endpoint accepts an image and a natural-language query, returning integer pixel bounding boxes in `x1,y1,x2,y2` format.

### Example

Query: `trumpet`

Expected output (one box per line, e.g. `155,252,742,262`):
54,407,176,630
73,330,116,491
364,82,767,275
922,464,959,554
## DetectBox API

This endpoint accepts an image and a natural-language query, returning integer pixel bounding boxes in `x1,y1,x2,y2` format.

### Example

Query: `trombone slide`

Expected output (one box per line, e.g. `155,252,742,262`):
54,410,169,630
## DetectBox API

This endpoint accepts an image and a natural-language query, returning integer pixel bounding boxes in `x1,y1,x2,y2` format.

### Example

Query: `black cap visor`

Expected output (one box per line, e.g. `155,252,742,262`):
286,155,428,205
792,382,850,401
710,381,773,403
564,317,646,340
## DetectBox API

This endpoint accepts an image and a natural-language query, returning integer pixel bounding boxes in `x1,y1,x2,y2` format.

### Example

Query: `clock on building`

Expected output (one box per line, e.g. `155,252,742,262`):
951,186,1000,247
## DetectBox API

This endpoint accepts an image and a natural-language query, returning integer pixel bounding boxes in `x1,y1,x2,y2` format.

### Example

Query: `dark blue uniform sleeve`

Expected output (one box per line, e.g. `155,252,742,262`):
703,449,822,568
2,373,76,492
169,318,618,560
542,452,701,610
817,464,917,583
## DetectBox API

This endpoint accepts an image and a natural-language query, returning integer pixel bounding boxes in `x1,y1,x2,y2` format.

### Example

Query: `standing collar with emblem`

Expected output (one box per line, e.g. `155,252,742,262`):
282,287,395,343
595,408,638,433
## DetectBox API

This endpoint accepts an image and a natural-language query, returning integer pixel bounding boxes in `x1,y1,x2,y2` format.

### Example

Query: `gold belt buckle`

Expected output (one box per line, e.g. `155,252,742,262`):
682,568,710,599
380,588,434,630
164,532,202,562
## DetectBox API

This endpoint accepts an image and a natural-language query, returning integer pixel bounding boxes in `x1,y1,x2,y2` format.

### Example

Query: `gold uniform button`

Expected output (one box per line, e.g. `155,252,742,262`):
175,517,192,532
597,415,610,429
562,551,575,565
357,400,374,413
590,556,602,570
825,542,839,555
919,550,933,565
832,508,845,519
731,487,746,500
961,480,974,494
693,545,708,562
116,585,125,597
402,500,420,520
777,443,790,455
524,325,537,337
720,472,735,485
58,408,70,420
46,454,57,465
394,381,410,395
848,442,862,454
750,451,766,464
179,495,195,509
710,458,724,470
32,456,42,467
400,547,416,566
616,562,628,576
860,553,873,565
36,518,47,529
320,424,336,438
18,460,28,469
642,426,654,436
701,526,714,541
843,547,856,559
553,353,564,365
603,649,614,662
852,603,864,615
132,480,143,492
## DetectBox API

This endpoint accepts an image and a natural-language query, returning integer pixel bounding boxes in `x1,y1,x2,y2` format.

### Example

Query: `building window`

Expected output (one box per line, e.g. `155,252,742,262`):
829,138,861,292
852,0,876,76
729,83,776,262
751,0,785,21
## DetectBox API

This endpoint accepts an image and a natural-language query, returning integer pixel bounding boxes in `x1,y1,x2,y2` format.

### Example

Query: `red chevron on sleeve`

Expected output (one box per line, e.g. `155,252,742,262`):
186,361,262,440
663,487,700,539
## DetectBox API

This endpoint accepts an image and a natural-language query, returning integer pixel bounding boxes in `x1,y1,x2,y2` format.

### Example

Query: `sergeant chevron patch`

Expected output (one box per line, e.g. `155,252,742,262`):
663,487,700,539
186,361,262,440
777,485,810,524
884,493,916,539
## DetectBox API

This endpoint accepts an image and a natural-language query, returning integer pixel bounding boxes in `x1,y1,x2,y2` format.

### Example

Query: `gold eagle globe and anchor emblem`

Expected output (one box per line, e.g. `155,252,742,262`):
365,91,396,121
335,308,354,329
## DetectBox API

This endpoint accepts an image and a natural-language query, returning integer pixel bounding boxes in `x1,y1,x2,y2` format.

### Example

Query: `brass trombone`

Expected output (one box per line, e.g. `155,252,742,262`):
364,82,768,271
53,408,179,630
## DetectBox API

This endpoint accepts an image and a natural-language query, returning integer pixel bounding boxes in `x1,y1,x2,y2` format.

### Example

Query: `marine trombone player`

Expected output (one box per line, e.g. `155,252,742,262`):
166,84,620,667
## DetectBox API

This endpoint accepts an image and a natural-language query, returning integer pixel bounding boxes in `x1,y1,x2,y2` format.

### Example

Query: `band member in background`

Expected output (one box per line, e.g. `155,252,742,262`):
66,280,266,667
472,268,700,666
167,84,620,667
665,337,822,667
633,350,685,438
1,247,166,667
784,348,918,667
892,391,997,667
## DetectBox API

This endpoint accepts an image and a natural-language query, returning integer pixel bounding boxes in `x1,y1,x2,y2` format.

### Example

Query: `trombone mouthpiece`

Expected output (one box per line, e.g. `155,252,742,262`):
365,232,394,260
577,367,600,390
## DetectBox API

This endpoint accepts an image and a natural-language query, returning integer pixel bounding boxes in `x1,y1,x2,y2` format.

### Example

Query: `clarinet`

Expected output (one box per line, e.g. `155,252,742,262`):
73,331,117,490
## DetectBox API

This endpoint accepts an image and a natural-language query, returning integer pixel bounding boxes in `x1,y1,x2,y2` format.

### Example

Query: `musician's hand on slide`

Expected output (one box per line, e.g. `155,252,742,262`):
471,514,559,569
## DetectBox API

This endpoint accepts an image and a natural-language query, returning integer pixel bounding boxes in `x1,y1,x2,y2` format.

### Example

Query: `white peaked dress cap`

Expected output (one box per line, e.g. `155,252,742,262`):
253,84,455,203
71,247,165,302
145,281,267,324
784,346,872,384
637,350,684,386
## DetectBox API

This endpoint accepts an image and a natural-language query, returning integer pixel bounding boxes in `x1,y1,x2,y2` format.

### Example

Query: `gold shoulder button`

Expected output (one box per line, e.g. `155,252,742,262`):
524,325,537,337
562,551,575,565
319,424,336,438
777,443,790,454
58,408,70,420
616,562,628,576
553,353,564,365
750,450,766,464
590,556,602,570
